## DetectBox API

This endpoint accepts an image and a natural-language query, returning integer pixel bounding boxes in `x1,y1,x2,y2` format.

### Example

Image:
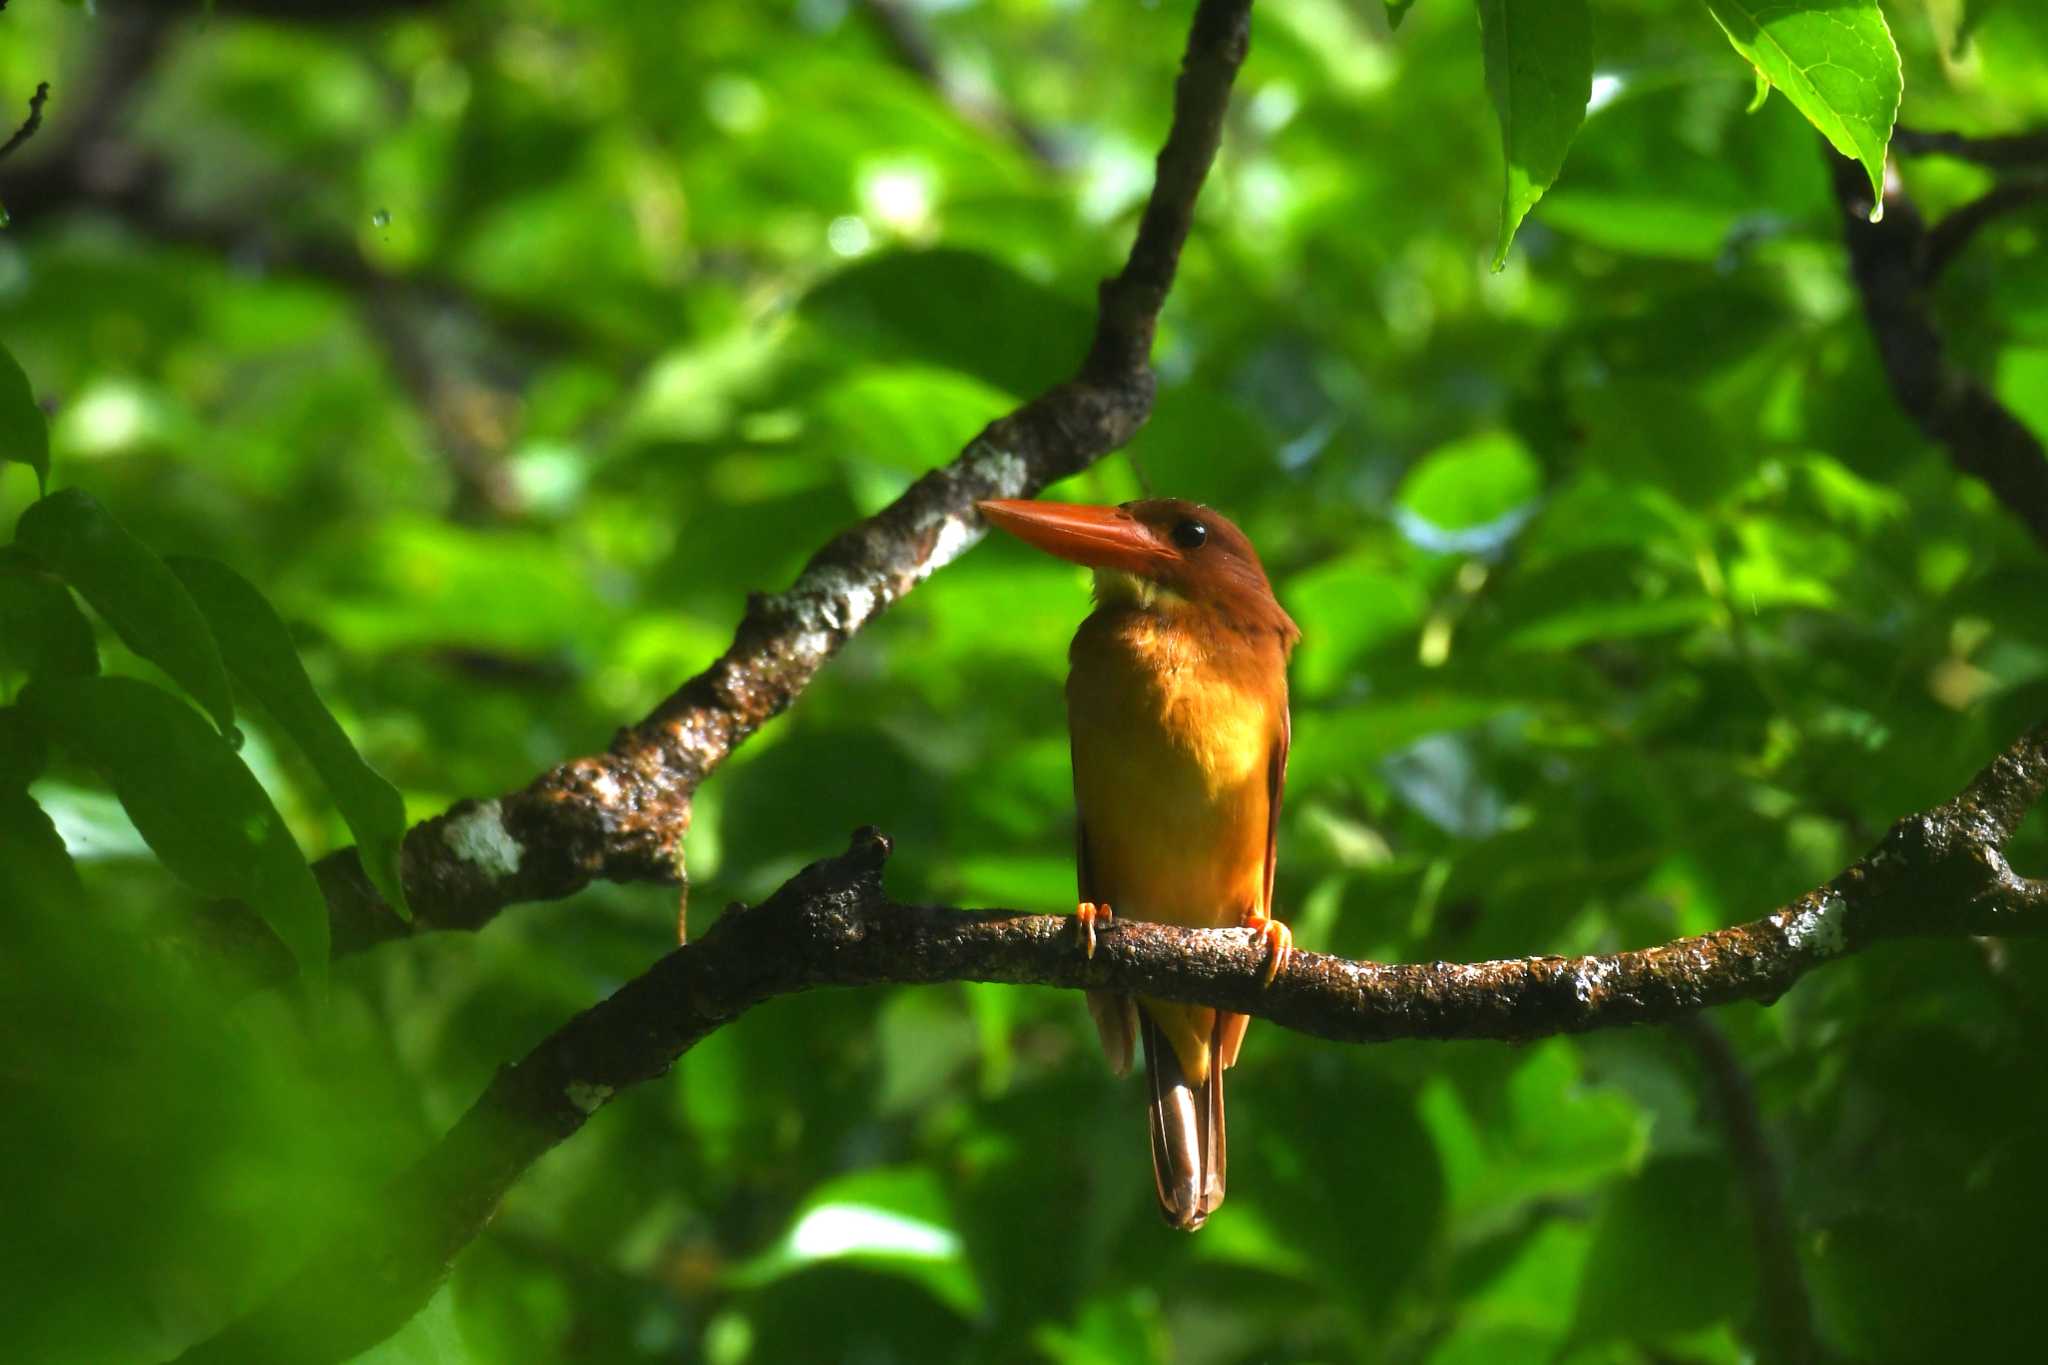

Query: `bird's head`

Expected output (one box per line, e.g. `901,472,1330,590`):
977,497,1298,645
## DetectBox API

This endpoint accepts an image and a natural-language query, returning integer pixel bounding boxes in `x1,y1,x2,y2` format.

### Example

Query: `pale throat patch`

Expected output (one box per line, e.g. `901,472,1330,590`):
1092,568,1189,613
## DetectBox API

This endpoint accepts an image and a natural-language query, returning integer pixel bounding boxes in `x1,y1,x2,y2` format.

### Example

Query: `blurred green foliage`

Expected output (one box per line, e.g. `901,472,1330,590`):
4,1,2048,1362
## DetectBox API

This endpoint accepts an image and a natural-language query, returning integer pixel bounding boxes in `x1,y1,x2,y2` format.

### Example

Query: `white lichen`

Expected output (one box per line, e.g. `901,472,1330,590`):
962,440,1029,498
443,800,523,879
912,513,980,583
1782,892,1848,957
565,1081,613,1115
588,770,622,802
1571,956,1618,1003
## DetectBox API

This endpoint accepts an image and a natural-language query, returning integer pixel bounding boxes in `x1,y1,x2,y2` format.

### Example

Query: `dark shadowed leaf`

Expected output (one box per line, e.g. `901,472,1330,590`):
0,550,98,682
0,343,50,494
14,490,235,733
801,248,1091,397
169,555,410,920
24,675,328,984
1570,1153,1752,1346
0,787,83,908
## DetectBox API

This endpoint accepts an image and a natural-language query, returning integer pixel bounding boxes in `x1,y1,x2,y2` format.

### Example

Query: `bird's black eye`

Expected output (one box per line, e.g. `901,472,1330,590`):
1170,519,1208,550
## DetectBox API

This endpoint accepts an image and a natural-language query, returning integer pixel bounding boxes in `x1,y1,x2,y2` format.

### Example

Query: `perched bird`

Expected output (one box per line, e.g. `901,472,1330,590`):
977,497,1298,1230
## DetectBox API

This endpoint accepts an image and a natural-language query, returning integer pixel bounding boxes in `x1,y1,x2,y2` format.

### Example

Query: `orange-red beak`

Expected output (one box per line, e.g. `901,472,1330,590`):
977,500,1175,576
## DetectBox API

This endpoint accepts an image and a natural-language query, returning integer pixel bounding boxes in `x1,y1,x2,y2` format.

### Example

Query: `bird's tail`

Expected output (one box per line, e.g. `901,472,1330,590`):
1142,1009,1226,1231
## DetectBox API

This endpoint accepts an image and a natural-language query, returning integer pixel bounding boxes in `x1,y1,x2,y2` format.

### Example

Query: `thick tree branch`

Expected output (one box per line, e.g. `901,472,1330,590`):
1830,151,2048,554
174,722,2046,1364
301,0,1258,963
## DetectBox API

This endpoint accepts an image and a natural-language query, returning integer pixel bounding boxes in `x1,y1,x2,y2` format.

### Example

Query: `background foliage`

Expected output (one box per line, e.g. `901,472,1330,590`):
5,0,2048,1361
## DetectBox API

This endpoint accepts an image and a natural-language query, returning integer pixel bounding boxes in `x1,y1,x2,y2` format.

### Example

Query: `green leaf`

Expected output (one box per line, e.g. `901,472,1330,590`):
0,342,50,494
0,705,51,793
1386,0,1419,31
1478,0,1593,269
0,551,99,682
170,556,411,920
1703,0,1900,210
25,675,329,984
0,787,83,910
15,490,236,734
1396,430,1543,540
729,1166,983,1318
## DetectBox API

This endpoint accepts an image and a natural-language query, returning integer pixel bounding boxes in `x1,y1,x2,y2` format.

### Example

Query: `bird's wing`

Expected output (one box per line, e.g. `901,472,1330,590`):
1262,702,1289,916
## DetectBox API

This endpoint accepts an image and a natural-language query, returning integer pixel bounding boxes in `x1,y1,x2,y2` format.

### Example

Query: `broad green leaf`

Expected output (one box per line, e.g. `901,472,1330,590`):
729,1166,982,1317
14,490,236,733
1703,0,1900,209
1422,1041,1650,1221
0,343,49,494
1386,0,1419,31
0,551,99,682
1396,431,1543,541
1478,0,1592,269
170,555,411,920
25,675,328,984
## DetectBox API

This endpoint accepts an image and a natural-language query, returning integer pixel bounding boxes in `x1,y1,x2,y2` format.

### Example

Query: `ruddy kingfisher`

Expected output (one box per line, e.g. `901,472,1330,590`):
978,496,1297,1230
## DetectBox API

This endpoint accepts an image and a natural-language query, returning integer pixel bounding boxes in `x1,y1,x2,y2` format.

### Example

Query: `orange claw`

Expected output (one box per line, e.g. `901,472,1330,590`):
1076,901,1113,959
1240,909,1292,985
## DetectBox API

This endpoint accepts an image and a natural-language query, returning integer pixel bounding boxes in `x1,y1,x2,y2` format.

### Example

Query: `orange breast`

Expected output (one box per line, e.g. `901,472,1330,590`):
1066,609,1280,930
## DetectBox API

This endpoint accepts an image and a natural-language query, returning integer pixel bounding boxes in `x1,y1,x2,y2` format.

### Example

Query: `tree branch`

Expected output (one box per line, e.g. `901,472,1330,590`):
171,722,2045,1364
1892,125,2048,169
298,0,1258,964
1829,150,2048,554
1921,176,2048,282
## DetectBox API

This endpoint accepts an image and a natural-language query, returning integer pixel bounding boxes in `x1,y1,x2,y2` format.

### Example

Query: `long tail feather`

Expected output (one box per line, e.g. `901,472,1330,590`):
1142,1010,1225,1230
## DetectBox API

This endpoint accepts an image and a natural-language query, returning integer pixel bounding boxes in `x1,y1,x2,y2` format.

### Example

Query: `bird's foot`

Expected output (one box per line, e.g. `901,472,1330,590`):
1076,901,1113,959
1240,909,1292,985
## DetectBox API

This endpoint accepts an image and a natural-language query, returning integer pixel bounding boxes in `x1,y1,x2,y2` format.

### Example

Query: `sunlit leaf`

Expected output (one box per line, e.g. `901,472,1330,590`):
170,556,411,920
1703,0,1900,208
24,675,328,984
1395,431,1543,546
14,490,236,733
730,1166,983,1318
1478,0,1592,268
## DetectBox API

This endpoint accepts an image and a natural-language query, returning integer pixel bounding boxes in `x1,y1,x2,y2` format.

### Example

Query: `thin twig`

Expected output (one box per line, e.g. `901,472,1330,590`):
1922,176,2048,282
1892,125,2048,169
859,0,1066,166
1675,1016,1821,1365
0,81,48,163
171,720,2047,1365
